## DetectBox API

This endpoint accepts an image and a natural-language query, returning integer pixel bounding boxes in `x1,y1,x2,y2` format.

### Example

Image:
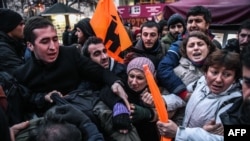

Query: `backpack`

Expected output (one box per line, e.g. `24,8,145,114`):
0,71,30,126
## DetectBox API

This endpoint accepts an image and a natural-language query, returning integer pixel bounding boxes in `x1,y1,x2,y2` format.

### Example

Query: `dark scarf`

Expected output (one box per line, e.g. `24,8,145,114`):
190,59,206,68
125,83,147,104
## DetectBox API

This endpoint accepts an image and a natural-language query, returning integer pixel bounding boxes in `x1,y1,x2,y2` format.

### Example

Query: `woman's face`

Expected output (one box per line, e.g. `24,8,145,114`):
205,65,236,94
127,69,147,92
75,27,86,44
186,37,209,63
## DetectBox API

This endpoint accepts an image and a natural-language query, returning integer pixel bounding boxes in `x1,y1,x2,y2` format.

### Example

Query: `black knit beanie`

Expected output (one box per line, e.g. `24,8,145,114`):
167,13,185,28
0,8,23,33
75,18,95,39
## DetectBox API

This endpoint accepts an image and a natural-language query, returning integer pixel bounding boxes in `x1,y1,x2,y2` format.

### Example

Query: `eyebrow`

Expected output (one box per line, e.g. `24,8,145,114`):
243,76,250,82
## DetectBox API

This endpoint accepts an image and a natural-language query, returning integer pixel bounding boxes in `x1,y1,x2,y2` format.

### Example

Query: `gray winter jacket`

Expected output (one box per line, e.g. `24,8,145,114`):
173,76,242,141
174,57,203,86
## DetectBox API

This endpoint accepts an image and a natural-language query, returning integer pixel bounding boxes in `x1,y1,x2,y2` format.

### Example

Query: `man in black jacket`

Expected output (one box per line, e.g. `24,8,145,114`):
220,44,250,125
0,8,26,75
82,36,127,82
13,16,127,118
62,25,72,46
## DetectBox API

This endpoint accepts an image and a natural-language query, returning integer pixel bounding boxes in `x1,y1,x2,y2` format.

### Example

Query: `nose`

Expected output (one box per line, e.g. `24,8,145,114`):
49,41,56,50
215,73,223,82
131,78,137,85
145,34,151,40
193,44,199,50
174,26,179,32
190,21,197,27
101,52,108,59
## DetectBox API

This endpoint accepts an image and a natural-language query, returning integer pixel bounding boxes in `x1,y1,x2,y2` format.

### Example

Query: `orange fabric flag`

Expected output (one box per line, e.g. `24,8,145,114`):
143,64,171,141
90,0,132,63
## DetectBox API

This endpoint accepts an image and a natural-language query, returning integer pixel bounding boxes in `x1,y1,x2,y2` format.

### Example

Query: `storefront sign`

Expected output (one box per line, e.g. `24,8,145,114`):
118,3,165,27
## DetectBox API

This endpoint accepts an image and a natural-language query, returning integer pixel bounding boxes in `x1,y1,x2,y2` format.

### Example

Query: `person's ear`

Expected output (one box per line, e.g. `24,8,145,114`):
205,23,210,30
27,42,34,51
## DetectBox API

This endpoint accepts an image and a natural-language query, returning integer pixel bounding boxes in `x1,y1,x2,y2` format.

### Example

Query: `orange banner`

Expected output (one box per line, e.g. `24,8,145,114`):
143,64,171,141
90,0,132,63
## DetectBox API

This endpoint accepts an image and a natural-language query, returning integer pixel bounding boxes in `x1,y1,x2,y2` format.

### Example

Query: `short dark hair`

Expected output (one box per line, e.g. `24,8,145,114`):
158,19,168,32
241,44,250,68
181,31,217,58
203,49,241,80
238,19,250,33
36,120,82,141
24,16,55,44
140,21,160,33
223,38,240,53
82,36,104,57
187,6,212,24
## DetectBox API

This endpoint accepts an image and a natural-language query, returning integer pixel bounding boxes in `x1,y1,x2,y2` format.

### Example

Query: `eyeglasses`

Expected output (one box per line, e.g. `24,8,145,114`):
240,77,250,87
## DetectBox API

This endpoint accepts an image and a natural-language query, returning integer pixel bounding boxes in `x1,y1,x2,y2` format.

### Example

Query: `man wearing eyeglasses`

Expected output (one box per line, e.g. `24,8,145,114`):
240,45,250,112
0,8,26,75
220,45,250,125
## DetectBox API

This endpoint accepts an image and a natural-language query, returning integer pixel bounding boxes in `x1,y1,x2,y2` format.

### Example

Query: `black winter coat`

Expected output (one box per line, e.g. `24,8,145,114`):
220,97,250,125
14,46,121,115
0,31,26,75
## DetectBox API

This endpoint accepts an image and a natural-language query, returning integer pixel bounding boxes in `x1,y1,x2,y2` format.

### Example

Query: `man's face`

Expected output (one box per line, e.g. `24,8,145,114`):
135,33,142,41
186,15,209,33
238,28,250,51
88,43,109,69
141,26,159,49
161,25,169,37
169,23,184,38
75,27,86,45
29,26,59,64
8,21,25,40
242,66,250,101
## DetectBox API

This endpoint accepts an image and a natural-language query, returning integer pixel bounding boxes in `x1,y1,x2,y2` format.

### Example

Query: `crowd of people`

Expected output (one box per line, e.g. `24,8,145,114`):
0,4,250,141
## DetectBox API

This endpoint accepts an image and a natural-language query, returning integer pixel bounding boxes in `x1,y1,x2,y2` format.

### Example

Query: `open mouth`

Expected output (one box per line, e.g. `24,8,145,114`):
211,84,223,92
193,52,201,56
192,52,203,60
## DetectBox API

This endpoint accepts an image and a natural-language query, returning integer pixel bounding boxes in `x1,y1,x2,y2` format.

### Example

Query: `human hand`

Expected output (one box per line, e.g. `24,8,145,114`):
111,82,130,110
130,103,152,122
157,120,177,138
141,88,154,107
203,119,224,136
45,90,63,103
10,121,29,141
49,104,91,126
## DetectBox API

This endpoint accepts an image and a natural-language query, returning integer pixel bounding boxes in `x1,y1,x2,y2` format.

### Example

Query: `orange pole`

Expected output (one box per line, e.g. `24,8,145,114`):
143,64,171,141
